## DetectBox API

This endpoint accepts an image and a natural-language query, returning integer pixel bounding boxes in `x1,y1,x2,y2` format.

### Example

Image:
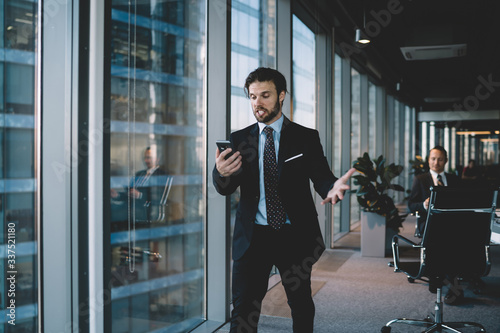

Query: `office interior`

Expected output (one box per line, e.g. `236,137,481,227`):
1,0,499,332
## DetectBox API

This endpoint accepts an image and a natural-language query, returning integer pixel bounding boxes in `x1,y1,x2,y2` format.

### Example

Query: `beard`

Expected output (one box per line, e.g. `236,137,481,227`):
253,99,281,124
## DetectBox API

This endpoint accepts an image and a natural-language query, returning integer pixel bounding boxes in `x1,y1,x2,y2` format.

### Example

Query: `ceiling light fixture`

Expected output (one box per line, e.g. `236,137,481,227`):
456,131,491,136
356,2,370,44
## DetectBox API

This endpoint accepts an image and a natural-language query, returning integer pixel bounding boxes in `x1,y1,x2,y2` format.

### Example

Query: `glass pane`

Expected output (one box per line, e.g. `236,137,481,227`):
368,82,376,158
108,1,206,332
231,0,276,130
1,0,39,331
394,99,400,163
229,0,277,278
292,15,316,129
0,64,3,112
350,68,360,226
404,105,411,191
6,63,34,114
333,54,342,235
4,0,36,52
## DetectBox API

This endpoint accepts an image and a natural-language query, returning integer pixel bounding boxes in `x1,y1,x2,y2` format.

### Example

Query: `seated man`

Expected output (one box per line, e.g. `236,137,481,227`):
408,145,464,304
408,146,460,236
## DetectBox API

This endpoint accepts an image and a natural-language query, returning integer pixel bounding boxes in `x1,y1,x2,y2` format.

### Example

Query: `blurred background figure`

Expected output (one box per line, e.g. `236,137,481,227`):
461,159,479,181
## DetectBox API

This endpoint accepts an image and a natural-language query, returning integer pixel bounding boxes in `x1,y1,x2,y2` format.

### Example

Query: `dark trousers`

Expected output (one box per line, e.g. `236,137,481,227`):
230,225,315,333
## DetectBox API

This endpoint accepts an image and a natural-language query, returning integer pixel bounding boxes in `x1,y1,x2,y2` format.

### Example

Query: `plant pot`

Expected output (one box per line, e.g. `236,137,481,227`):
361,211,396,257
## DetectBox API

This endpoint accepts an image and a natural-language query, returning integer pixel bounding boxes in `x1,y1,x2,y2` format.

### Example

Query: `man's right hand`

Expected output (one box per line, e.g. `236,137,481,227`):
216,148,242,177
424,197,430,210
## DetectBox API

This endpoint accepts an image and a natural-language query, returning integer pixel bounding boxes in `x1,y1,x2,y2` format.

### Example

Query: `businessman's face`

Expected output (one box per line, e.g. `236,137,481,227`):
428,149,447,173
144,149,156,169
248,80,285,125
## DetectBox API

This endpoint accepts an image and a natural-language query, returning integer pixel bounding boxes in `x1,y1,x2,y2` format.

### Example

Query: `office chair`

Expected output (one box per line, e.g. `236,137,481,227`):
381,186,498,333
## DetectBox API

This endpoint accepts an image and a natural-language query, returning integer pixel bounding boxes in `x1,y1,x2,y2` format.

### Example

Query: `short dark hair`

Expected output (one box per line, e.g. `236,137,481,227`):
244,67,287,101
430,145,448,160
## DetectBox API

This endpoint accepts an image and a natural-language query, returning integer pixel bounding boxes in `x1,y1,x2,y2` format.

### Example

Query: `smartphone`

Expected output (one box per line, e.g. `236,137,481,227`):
216,140,234,159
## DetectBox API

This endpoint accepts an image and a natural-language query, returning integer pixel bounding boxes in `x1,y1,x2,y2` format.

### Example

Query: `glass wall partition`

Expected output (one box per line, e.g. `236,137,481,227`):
350,68,360,226
292,14,316,128
1,0,39,331
107,1,206,332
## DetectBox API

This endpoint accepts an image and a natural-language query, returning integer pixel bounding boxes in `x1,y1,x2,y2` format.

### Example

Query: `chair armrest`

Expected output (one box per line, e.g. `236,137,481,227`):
391,234,423,274
393,234,421,248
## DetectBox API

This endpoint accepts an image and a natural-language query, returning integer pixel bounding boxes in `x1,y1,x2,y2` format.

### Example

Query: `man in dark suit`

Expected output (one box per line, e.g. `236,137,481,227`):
408,145,463,303
408,145,460,236
112,147,170,224
213,67,355,332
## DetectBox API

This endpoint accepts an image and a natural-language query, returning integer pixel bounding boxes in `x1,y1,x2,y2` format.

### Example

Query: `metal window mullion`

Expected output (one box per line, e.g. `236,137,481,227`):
88,0,105,332
205,0,231,325
41,0,75,332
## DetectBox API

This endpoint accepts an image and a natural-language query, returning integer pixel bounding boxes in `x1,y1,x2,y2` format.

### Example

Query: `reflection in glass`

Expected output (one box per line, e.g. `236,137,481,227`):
1,0,39,332
292,15,316,129
108,1,206,332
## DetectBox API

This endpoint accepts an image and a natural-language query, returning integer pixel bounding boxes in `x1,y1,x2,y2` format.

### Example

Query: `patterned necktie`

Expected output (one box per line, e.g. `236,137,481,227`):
263,127,286,230
437,174,444,186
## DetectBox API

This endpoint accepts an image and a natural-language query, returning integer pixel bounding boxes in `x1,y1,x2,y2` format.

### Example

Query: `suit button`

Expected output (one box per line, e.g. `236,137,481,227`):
255,196,259,201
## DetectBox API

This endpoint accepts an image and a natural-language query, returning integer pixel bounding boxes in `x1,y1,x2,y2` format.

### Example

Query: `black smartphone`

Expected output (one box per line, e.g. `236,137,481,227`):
216,140,234,159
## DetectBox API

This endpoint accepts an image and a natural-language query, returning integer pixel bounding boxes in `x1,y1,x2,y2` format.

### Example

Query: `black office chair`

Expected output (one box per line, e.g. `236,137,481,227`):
381,186,498,333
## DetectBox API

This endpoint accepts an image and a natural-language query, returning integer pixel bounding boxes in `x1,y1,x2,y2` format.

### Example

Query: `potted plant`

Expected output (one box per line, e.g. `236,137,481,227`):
352,153,407,256
409,155,429,176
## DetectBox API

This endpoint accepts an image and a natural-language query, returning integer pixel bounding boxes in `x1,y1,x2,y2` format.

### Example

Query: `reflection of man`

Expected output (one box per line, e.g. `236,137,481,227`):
112,147,169,223
408,146,460,236
213,67,355,332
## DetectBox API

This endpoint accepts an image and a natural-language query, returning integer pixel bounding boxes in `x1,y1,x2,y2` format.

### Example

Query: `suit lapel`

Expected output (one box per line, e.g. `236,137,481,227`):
424,173,434,192
277,116,292,180
249,124,260,181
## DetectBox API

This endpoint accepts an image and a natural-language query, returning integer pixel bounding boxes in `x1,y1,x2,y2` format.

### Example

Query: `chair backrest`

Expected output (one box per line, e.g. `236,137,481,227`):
421,186,498,278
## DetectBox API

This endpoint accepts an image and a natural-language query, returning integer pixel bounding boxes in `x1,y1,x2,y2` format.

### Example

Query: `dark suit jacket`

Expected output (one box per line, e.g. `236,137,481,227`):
213,116,337,262
408,172,460,234
131,168,168,222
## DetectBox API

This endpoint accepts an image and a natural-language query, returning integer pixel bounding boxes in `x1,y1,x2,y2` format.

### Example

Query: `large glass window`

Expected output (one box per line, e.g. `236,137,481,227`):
292,15,316,128
1,1,38,332
231,0,276,130
229,0,276,276
350,68,361,226
108,1,206,332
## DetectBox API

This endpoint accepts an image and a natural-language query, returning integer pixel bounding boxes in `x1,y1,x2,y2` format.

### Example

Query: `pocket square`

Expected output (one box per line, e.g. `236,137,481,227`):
285,153,303,163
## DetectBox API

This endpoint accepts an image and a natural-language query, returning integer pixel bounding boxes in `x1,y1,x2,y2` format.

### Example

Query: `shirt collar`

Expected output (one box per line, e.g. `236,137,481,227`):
147,166,159,175
429,169,444,178
258,114,284,134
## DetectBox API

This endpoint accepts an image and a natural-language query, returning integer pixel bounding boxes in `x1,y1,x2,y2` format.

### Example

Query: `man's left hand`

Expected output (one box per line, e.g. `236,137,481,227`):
321,168,357,205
